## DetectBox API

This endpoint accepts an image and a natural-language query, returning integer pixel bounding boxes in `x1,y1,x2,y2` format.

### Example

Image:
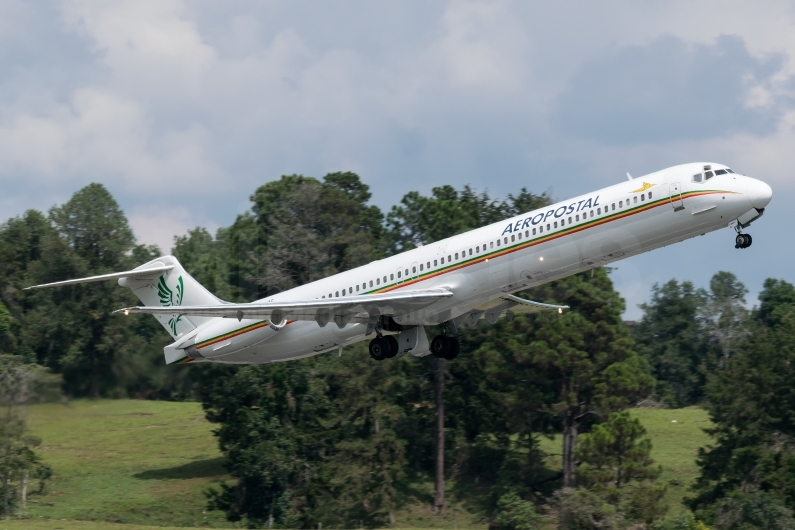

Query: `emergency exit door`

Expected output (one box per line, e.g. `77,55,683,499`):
670,182,684,211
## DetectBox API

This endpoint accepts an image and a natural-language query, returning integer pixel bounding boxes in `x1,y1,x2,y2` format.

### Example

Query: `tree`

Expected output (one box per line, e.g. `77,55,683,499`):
521,270,655,488
689,278,795,520
0,356,58,516
576,411,660,489
386,185,550,512
633,280,710,407
701,272,748,367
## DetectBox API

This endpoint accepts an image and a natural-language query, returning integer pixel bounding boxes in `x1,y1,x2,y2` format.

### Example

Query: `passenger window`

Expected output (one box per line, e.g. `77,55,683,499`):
517,233,521,240
369,281,373,287
641,194,645,201
455,252,459,259
597,208,601,215
383,276,387,283
540,226,544,233
554,221,558,228
504,237,508,244
590,211,594,218
336,291,339,297
356,285,359,292
612,204,615,211
412,266,416,273
705,171,714,180
633,196,638,204
391,274,394,280
497,239,501,247
511,235,515,242
649,191,653,199
490,242,494,248
618,201,622,208
376,279,380,285
546,223,551,230
322,295,325,299
420,264,423,271
405,269,408,276
525,230,529,237
397,271,401,278
533,228,537,235
446,256,450,263
469,249,473,255
434,259,437,266
568,217,572,223
576,214,579,221
476,246,479,253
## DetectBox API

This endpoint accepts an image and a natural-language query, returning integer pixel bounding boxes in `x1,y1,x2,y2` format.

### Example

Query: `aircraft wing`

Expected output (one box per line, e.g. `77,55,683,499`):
115,288,454,327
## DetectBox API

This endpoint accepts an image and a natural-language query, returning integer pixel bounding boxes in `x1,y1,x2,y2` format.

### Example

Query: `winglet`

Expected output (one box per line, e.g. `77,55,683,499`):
626,172,633,181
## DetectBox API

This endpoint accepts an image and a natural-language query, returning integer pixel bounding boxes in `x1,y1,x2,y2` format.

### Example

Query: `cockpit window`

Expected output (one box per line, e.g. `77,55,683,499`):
715,169,727,176
726,168,735,173
704,171,715,180
692,173,702,183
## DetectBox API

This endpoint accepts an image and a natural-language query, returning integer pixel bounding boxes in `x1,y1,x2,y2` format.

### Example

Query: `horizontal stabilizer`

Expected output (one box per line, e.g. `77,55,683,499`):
24,265,175,290
115,288,454,325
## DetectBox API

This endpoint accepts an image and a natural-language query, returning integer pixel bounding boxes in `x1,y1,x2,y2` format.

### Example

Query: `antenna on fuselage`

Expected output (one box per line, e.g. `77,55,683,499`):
626,172,633,180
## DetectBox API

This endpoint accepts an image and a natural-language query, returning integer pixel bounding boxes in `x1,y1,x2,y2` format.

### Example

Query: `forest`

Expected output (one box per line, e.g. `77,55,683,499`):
0,173,794,530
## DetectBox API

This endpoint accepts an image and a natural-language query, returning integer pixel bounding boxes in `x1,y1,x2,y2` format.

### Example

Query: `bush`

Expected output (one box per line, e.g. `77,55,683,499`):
712,490,794,530
492,492,542,530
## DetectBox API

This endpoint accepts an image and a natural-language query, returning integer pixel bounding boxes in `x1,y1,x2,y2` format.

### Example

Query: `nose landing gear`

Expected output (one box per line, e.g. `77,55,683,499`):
735,233,752,249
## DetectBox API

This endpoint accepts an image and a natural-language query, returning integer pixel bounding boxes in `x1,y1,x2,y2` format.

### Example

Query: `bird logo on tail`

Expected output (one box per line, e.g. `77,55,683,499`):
158,275,184,335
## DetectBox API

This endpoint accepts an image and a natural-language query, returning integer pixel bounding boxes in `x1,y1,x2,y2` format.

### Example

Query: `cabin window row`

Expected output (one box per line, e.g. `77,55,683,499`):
319,191,660,298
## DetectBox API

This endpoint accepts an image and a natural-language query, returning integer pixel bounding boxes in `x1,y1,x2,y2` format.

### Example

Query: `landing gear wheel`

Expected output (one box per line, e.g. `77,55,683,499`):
369,337,388,361
384,335,399,358
735,233,752,249
443,337,460,360
430,335,449,358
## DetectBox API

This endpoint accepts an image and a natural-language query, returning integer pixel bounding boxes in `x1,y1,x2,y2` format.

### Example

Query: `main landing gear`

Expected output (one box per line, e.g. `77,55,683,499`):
367,332,460,361
430,335,460,360
368,335,399,361
735,233,752,249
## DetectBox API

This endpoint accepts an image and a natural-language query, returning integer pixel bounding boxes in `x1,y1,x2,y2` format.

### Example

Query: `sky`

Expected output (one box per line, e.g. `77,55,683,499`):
0,0,793,318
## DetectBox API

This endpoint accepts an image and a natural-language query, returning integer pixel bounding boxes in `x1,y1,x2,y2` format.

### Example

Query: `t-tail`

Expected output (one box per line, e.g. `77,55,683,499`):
24,255,223,360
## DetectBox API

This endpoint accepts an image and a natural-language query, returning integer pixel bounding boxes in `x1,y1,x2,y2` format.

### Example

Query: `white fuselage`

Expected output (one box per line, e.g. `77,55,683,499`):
181,163,771,364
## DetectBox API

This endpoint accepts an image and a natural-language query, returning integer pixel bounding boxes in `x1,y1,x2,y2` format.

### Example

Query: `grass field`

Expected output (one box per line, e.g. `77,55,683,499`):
23,400,233,528
10,400,712,529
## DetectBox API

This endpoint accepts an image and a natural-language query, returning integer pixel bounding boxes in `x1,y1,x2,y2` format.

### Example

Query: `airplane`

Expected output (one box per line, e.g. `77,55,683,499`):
26,162,772,365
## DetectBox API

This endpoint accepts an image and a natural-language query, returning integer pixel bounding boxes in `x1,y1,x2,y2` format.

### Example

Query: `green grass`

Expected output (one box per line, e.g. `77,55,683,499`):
12,401,712,529
23,400,234,528
537,407,713,517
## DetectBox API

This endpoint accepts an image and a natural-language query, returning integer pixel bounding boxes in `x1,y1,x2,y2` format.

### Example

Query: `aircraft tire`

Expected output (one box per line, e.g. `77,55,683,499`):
369,337,388,361
385,335,399,358
444,337,460,360
744,234,752,248
430,335,449,358
735,234,744,248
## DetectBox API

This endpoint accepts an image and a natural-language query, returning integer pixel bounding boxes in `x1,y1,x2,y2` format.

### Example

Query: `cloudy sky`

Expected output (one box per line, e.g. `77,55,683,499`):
1,0,793,317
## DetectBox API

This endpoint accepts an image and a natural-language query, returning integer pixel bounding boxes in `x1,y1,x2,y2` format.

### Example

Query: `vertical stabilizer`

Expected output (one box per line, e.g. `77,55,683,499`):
118,255,223,339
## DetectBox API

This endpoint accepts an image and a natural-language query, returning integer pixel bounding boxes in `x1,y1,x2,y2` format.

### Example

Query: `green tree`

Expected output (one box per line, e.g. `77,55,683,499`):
521,270,654,488
577,411,660,489
689,278,795,520
633,280,710,407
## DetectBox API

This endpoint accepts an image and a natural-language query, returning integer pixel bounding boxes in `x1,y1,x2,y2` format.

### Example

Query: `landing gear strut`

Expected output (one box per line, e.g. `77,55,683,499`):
368,335,399,361
735,233,752,249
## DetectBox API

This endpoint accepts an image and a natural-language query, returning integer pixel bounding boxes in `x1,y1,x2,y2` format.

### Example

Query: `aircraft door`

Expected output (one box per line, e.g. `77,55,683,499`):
670,183,684,212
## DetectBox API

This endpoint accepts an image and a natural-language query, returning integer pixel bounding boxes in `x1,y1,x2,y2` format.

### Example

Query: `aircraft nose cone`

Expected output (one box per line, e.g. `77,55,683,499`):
747,178,773,209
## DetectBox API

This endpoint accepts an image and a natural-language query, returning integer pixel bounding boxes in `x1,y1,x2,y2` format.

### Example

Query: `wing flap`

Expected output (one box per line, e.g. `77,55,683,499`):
500,293,569,314
115,288,453,322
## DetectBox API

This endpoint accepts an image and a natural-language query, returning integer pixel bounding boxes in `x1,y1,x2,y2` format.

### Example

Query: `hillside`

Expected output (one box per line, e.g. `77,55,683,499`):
13,400,712,529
